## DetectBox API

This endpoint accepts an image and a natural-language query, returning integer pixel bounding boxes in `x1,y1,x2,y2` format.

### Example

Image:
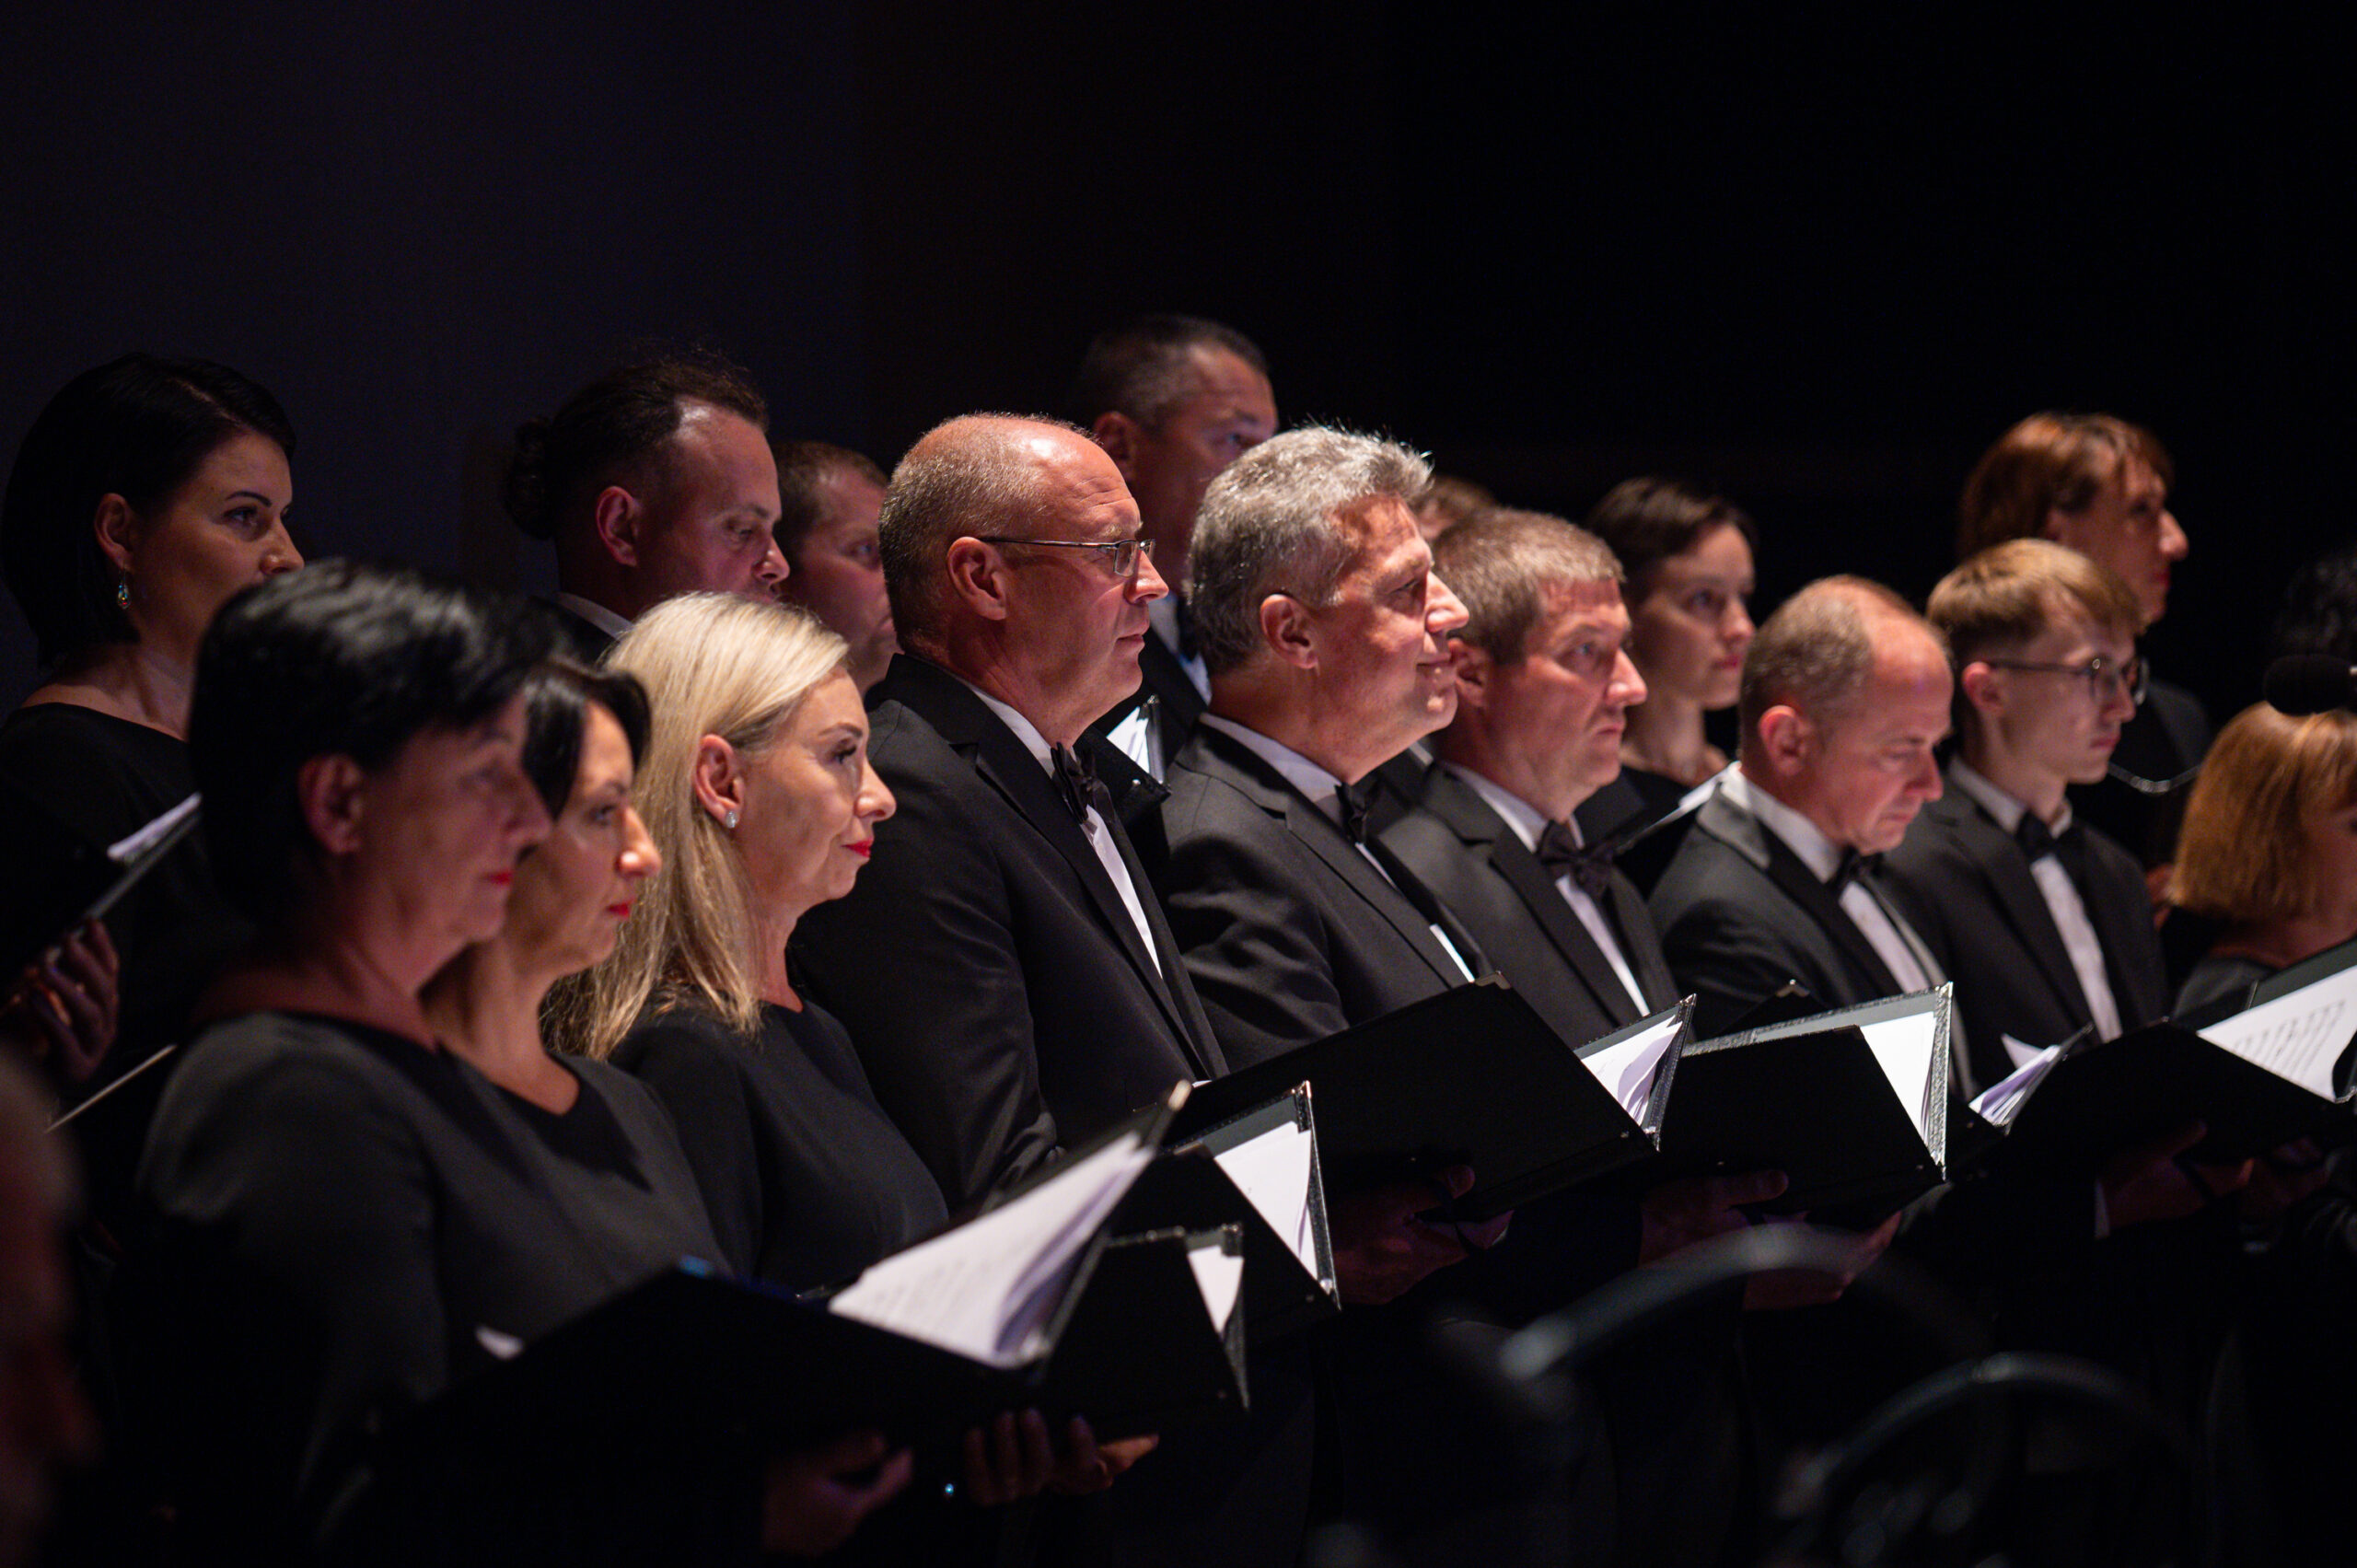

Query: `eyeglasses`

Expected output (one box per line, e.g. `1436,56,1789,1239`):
978,536,1154,582
1983,655,2147,707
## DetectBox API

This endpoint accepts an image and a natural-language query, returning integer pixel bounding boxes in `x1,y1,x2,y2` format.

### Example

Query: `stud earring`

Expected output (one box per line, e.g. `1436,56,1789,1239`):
723,808,739,830
116,581,130,609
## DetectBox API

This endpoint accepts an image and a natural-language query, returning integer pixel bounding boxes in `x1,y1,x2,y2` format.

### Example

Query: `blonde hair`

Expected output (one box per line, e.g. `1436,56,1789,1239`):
550,593,847,1056
2171,703,2357,925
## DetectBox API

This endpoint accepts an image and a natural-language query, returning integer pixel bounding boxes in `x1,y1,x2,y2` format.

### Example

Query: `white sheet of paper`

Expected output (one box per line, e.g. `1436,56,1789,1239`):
2200,966,2357,1099
829,1132,1155,1367
1857,1011,1941,1138
1186,1237,1246,1331
1105,707,1156,778
1577,1012,1683,1120
1203,1111,1320,1272
1970,1042,2064,1125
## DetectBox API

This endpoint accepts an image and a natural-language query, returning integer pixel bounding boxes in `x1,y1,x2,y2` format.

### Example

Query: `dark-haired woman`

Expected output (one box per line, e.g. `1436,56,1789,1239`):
0,354,301,1110
133,563,908,1565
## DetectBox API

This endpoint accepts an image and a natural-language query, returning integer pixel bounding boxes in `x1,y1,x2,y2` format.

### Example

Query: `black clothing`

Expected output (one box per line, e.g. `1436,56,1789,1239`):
133,1011,735,1564
2176,951,2275,1016
614,999,948,1292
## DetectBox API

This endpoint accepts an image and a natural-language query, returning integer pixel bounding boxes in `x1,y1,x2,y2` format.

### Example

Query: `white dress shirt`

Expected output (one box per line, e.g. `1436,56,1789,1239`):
1446,764,1650,1013
1720,772,1941,996
1948,761,2123,1047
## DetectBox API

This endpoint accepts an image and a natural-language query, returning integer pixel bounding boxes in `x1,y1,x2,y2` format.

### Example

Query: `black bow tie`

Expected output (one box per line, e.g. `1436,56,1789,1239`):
1051,743,1102,824
1537,820,1617,898
1334,779,1376,844
1826,848,1882,895
2014,811,2075,862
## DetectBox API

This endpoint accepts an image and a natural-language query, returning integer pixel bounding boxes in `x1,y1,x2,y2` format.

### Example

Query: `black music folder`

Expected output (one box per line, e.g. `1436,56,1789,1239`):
1116,1082,1341,1341
1169,978,1692,1221
1989,946,2357,1167
384,1087,1246,1469
1660,987,1956,1216
2,791,199,983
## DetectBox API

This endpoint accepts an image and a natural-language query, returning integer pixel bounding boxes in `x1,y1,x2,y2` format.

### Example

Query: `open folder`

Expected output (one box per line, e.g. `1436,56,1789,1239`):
383,1086,1246,1469
1985,942,2357,1167
1660,987,1956,1217
3,791,200,983
1169,979,1692,1221
1117,1082,1341,1342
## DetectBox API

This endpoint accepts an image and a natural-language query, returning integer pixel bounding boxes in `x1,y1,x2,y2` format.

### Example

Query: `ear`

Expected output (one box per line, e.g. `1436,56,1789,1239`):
92,494,138,576
1090,411,1144,475
2038,507,2070,544
592,485,644,568
1753,704,1814,780
1958,661,2004,719
691,735,745,825
1451,639,1494,711
295,753,369,856
1259,592,1318,670
944,537,1012,623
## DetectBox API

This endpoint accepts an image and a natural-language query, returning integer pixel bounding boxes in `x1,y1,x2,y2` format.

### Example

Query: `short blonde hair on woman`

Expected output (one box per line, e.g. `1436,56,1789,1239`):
549,593,847,1057
2170,703,2357,925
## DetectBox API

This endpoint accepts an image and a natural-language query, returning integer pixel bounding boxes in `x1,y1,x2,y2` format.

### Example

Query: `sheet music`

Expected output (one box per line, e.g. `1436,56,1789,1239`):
1200,1106,1320,1272
2200,968,2357,1099
829,1132,1155,1367
1971,1042,2064,1126
1576,1011,1683,1120
1186,1236,1245,1331
108,793,199,864
1857,1011,1941,1138
1105,707,1157,780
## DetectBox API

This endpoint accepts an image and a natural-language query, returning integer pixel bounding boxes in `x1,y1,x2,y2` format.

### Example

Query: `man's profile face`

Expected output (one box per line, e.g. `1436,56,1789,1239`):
1114,347,1277,558
993,432,1167,729
2044,454,2184,630
631,404,786,609
1301,497,1469,767
1980,608,2140,789
781,464,895,691
1484,578,1647,814
1798,628,1951,854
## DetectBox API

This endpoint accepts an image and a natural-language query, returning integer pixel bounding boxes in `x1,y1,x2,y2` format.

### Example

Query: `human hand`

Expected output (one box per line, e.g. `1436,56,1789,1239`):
2101,1121,2251,1231
1329,1165,1509,1305
1637,1168,1788,1265
761,1429,913,1557
1,922,118,1085
2239,1138,2331,1222
1741,1210,1900,1310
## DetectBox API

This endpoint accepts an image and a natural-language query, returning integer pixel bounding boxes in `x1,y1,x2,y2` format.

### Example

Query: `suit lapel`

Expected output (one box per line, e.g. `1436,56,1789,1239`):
1938,792,2092,1028
1607,873,1677,1012
1699,792,1902,997
1422,769,1642,1026
885,658,1215,1072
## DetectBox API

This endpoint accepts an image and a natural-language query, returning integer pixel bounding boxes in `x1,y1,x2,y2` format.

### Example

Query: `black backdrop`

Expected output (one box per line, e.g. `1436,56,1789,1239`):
6,3,2347,724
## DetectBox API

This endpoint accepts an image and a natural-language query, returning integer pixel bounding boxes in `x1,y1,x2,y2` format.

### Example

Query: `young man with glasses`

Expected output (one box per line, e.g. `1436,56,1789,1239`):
1883,538,2171,1090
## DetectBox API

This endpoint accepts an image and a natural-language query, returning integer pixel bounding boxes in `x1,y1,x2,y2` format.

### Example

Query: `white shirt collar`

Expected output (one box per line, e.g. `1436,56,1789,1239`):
1200,714,1345,810
1947,758,2073,838
553,592,633,642
1723,768,1845,882
1440,763,1565,854
955,677,1056,773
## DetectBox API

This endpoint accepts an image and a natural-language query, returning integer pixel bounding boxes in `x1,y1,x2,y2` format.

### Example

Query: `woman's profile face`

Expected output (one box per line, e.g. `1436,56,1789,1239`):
1627,522,1755,713
730,670,896,923
345,691,551,965
506,703,661,979
2301,795,2357,941
116,429,302,662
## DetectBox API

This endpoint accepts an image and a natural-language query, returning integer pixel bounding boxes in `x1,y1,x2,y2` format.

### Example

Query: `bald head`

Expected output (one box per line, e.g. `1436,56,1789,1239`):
879,415,1093,652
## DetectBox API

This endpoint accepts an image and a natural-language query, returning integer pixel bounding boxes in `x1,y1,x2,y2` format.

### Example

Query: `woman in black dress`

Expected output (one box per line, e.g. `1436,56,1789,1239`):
0,354,300,1103
134,563,911,1565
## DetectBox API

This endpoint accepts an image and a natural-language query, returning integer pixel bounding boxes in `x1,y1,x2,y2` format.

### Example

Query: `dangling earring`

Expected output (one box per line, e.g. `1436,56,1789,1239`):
116,580,130,610
722,808,739,830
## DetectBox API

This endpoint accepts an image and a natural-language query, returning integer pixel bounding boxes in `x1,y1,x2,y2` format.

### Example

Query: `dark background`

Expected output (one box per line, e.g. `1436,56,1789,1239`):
4,3,2347,723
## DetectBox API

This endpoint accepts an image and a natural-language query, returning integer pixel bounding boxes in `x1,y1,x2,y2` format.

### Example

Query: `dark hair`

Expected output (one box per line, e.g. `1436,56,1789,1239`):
2,354,296,668
1956,412,2174,560
1583,477,1758,603
1070,315,1269,427
504,350,767,542
191,561,553,923
2271,540,2357,665
519,659,653,817
772,439,888,564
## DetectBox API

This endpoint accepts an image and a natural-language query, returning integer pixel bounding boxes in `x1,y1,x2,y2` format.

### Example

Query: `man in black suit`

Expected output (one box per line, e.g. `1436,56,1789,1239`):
1650,576,1958,1047
1074,316,1278,774
1884,540,2169,1090
1381,510,1675,1049
791,414,1221,1211
502,353,789,657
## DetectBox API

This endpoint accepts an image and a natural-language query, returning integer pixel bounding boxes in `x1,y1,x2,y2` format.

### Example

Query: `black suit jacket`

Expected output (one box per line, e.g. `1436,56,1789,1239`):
1155,722,1483,1066
1883,774,2169,1091
1085,626,1205,772
793,655,1225,1209
1381,764,1676,1050
1648,787,1907,1041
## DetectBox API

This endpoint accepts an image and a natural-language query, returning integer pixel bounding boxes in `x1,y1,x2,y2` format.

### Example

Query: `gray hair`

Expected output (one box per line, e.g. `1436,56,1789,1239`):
1739,575,1942,744
877,413,1090,654
1188,427,1433,677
